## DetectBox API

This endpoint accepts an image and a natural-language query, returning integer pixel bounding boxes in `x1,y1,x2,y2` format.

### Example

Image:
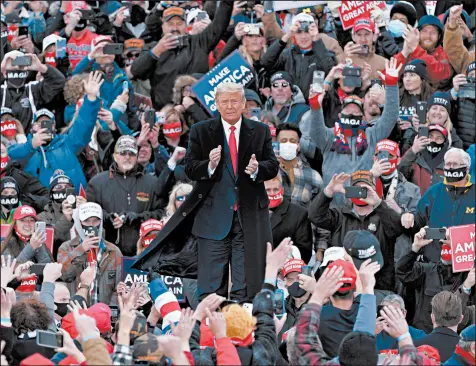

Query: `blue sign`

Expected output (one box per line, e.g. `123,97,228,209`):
192,50,255,116
122,257,185,302
55,38,67,59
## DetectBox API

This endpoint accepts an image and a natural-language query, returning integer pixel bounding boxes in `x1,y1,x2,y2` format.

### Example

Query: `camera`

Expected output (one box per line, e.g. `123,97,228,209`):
342,66,362,88
459,77,475,99
177,35,189,48
243,24,260,35
299,21,310,33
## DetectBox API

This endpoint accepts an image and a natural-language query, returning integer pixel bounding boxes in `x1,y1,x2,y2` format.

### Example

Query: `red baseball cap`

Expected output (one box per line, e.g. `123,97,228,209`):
281,259,305,277
376,139,401,158
92,35,113,48
65,1,88,13
61,302,112,338
353,18,375,33
13,205,38,221
429,124,448,139
139,219,163,238
327,259,357,292
20,353,54,366
417,345,440,364
16,274,37,293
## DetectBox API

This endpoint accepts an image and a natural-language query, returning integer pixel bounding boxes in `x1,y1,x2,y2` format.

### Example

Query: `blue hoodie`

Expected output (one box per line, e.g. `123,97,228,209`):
7,97,100,193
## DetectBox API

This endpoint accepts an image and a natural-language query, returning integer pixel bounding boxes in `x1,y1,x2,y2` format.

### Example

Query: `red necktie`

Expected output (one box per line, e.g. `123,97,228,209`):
229,126,238,211
229,126,238,175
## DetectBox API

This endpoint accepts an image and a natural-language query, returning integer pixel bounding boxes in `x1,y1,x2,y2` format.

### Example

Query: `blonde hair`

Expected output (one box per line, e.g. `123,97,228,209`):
426,115,454,146
165,182,193,217
222,304,256,339
63,74,88,105
239,42,267,68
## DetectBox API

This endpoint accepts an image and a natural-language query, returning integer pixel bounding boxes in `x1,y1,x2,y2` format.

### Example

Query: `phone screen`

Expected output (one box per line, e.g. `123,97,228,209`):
301,266,313,276
35,221,46,235
274,289,286,316
312,71,325,94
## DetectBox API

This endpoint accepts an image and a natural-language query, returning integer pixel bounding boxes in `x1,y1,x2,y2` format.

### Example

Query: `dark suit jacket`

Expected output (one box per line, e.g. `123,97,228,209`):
414,327,460,363
270,198,312,263
132,115,279,299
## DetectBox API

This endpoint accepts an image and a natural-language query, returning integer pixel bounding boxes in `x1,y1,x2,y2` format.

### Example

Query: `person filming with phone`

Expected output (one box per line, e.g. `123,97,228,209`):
58,202,122,306
1,205,52,264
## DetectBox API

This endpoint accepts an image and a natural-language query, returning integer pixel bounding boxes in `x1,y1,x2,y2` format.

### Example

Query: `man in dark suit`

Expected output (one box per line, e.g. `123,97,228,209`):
414,291,463,363
265,173,312,263
184,82,279,301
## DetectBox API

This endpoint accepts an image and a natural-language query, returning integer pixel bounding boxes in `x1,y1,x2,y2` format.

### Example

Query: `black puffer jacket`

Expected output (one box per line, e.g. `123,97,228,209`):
454,97,475,150
131,0,233,109
261,39,336,100
376,30,404,59
86,163,166,256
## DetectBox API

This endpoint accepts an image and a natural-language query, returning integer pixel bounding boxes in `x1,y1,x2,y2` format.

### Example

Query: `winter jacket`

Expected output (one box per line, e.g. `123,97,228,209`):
308,190,405,292
190,283,279,365
261,38,336,99
443,23,475,74
396,250,475,334
321,82,367,127
131,0,233,109
0,161,49,211
454,97,475,150
398,146,447,195
58,235,122,306
86,163,166,256
394,45,453,90
72,59,139,132
37,201,73,260
306,85,399,203
376,31,404,59
7,97,100,192
444,351,475,366
0,65,66,133
413,181,475,263
1,235,52,264
278,294,310,343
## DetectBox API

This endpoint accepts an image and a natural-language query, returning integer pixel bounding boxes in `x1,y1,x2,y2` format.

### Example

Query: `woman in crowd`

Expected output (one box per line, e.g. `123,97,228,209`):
158,107,190,157
172,75,210,127
1,205,52,264
1,177,21,224
162,182,193,225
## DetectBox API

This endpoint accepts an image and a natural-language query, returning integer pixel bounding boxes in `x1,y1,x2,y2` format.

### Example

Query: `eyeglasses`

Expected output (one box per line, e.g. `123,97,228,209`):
272,82,290,89
175,195,189,202
118,151,137,157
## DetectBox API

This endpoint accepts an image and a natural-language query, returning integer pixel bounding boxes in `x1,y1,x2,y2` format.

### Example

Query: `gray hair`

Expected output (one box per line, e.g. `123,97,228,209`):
215,82,245,100
458,340,474,352
262,111,280,127
444,148,471,168
382,294,405,310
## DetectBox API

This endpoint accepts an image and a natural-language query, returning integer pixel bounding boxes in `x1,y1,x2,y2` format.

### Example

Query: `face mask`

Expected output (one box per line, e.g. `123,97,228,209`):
142,233,156,248
444,167,467,183
6,70,28,89
1,119,17,138
339,114,362,130
163,121,182,139
51,189,67,204
1,194,19,210
288,281,307,298
74,19,88,32
426,141,444,156
54,302,69,317
441,243,452,262
279,142,298,161
387,19,406,38
44,51,56,68
1,156,9,172
268,187,284,209
350,197,368,207
130,4,146,26
382,157,398,176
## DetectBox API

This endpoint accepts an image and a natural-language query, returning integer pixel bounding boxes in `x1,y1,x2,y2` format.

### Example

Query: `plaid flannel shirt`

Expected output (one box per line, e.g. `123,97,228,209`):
112,344,133,365
281,157,323,206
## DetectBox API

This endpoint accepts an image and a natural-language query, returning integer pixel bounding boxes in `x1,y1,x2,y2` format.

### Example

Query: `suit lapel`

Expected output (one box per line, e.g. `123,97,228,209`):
238,118,255,170
271,199,288,229
209,117,224,149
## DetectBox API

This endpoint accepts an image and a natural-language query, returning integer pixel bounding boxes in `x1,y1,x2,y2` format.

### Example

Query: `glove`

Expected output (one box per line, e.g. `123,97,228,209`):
124,212,139,224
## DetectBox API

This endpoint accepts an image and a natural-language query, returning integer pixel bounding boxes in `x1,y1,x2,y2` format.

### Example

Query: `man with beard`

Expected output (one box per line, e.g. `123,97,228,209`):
397,227,475,335
37,171,86,260
73,36,139,132
394,15,453,90
399,124,449,195
0,50,65,133
86,136,165,257
410,148,475,263
8,71,102,191
131,1,234,110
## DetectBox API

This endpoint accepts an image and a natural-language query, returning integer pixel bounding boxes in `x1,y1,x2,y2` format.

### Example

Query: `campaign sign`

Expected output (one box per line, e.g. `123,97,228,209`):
192,50,254,116
449,224,475,273
122,257,185,302
338,1,386,30
273,1,326,11
0,224,54,253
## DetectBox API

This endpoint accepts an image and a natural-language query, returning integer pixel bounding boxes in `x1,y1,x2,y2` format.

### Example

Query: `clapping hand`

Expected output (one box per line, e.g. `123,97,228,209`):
193,294,225,322
245,154,258,176
209,145,222,170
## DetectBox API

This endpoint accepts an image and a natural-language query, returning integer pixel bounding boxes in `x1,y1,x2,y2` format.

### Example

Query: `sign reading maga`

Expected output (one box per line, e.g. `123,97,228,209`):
192,50,254,116
449,224,475,273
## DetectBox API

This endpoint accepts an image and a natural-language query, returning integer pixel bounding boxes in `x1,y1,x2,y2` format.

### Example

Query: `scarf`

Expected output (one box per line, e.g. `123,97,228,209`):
337,88,348,103
454,345,475,364
14,228,30,243
331,121,369,156
381,172,399,200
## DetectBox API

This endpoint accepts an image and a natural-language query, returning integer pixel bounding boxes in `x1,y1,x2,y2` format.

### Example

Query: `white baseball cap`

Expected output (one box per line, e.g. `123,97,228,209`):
321,247,346,267
42,34,65,53
292,13,314,26
78,202,103,221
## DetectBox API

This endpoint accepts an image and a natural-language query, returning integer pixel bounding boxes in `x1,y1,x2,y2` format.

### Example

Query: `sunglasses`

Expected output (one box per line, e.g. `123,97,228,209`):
118,151,137,157
126,52,140,59
175,195,189,202
272,82,290,89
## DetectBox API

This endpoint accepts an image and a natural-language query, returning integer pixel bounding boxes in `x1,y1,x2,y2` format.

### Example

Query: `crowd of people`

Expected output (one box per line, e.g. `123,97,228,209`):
0,0,475,365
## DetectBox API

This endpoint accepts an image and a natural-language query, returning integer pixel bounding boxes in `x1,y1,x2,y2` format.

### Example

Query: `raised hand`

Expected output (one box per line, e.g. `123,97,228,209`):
245,154,258,176
370,159,392,178
171,308,196,351
209,145,222,170
411,135,430,154
193,293,226,322
310,265,345,305
205,308,227,339
358,259,381,294
452,74,468,94
265,237,293,273
171,146,187,164
83,71,104,100
43,262,63,284
401,212,414,229
32,128,51,148
1,255,17,288
412,227,433,252
380,305,410,341
152,34,179,58
324,173,350,197
448,5,463,28
79,261,97,288
378,57,402,81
